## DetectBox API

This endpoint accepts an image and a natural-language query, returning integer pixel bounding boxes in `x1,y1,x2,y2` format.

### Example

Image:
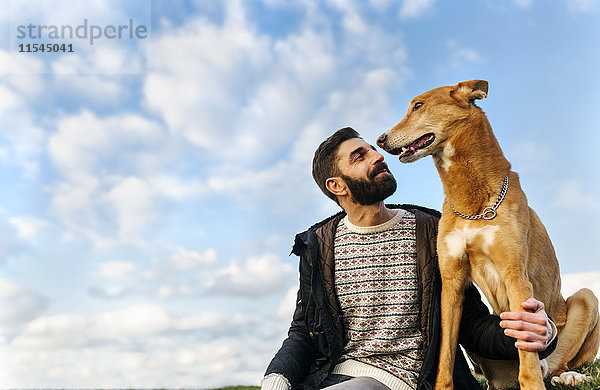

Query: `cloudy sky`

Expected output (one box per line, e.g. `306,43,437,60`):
0,0,599,388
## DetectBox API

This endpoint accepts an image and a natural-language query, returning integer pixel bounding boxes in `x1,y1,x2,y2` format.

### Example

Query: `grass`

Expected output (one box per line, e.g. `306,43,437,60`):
209,360,600,390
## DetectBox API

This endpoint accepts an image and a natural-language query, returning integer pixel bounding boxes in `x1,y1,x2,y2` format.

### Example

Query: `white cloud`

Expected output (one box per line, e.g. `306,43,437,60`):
167,247,217,271
12,304,172,350
49,110,163,178
454,47,482,63
0,279,47,331
9,0,128,27
561,272,600,299
145,0,408,172
368,0,393,11
0,47,8,74
399,0,436,19
49,174,164,247
3,48,130,106
175,312,250,335
156,283,193,299
207,254,295,297
145,7,405,214
206,157,316,214
508,141,550,173
1,48,46,75
88,285,130,299
444,40,483,70
52,45,145,75
145,2,272,156
0,83,23,113
12,314,88,349
95,261,136,279
553,179,600,212
326,0,369,34
2,335,271,388
8,303,258,357
278,286,298,320
562,273,600,359
105,176,158,241
565,0,599,12
0,68,46,179
54,74,129,104
513,0,534,8
147,175,206,201
0,220,27,260
47,110,174,246
89,247,221,300
175,312,223,330
49,173,104,241
88,304,172,340
8,216,46,242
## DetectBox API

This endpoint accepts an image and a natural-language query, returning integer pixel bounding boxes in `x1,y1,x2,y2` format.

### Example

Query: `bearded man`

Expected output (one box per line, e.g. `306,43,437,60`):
261,127,557,390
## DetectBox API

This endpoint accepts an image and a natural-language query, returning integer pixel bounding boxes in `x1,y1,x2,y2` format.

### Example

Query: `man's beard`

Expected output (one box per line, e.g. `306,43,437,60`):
340,164,397,206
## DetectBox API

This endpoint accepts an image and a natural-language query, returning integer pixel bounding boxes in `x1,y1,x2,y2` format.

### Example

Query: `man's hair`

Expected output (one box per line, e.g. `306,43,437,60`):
312,127,361,203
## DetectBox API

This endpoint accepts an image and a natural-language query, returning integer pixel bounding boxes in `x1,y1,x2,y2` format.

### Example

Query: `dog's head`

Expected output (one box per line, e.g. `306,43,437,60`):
377,79,488,163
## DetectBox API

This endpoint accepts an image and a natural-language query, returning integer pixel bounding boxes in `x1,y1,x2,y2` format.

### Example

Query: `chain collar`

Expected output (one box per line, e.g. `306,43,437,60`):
450,175,509,220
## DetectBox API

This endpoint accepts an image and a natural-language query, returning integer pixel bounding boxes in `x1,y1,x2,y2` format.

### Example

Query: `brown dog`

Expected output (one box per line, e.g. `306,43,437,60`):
377,80,599,389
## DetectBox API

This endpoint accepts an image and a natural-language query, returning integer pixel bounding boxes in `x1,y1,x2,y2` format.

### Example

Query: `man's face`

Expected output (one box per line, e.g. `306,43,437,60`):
334,138,397,205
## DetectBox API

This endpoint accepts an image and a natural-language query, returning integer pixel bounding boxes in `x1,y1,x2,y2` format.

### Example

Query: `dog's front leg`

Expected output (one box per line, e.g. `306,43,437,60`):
502,272,545,390
435,251,470,390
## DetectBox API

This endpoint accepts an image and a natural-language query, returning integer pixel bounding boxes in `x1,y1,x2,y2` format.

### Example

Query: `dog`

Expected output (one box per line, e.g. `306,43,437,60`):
376,80,600,389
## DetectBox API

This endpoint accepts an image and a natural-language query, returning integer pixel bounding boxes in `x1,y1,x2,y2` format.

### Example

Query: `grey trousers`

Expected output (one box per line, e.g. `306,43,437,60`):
319,374,391,390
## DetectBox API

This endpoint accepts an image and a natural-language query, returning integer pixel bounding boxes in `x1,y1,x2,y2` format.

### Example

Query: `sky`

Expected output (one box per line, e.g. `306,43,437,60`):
0,0,599,388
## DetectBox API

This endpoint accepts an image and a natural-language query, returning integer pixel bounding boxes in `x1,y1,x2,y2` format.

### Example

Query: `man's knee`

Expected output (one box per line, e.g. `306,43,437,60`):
320,376,390,390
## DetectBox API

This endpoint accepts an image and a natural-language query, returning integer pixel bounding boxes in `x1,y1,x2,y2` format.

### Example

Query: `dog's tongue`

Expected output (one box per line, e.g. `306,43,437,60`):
411,134,434,149
400,134,434,159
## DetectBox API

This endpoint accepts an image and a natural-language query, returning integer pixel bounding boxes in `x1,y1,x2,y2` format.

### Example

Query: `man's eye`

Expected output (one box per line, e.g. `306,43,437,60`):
413,102,424,111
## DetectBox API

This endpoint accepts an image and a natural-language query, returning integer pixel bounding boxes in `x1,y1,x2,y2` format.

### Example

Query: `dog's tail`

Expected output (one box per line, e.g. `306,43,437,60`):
546,288,600,376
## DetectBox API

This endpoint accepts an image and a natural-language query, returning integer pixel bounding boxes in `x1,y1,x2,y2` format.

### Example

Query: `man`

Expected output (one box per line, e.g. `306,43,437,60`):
261,128,556,390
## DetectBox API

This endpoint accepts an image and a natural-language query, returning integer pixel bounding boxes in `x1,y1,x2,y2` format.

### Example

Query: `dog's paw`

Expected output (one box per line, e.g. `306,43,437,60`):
550,371,591,386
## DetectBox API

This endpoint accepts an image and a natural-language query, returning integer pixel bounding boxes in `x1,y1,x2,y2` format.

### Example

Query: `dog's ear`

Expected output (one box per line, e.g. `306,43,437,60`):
451,80,488,104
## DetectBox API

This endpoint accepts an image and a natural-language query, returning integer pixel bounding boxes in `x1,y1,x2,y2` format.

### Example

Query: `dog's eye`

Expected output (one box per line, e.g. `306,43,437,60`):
413,102,424,111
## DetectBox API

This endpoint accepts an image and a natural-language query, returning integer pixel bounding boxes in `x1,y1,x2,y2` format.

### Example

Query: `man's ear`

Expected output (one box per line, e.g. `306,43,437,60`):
326,177,347,198
451,79,489,104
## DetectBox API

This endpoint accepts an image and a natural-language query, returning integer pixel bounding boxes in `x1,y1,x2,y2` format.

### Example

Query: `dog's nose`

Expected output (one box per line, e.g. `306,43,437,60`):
377,133,388,147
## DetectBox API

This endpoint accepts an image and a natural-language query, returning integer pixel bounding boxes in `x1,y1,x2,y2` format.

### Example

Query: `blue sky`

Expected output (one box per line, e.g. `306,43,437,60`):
0,0,599,387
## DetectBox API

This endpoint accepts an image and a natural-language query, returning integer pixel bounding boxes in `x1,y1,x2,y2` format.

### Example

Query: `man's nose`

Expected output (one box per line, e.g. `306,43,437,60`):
372,150,385,164
377,133,387,147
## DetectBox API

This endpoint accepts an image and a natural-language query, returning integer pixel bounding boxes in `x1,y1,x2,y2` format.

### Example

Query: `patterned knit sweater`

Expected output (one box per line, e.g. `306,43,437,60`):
331,209,425,390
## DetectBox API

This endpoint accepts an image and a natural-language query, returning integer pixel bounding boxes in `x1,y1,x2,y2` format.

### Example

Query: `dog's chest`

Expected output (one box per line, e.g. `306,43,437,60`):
443,224,500,259
442,224,509,313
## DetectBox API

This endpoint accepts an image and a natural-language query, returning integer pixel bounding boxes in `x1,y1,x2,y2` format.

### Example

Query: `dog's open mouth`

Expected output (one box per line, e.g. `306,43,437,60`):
392,133,436,159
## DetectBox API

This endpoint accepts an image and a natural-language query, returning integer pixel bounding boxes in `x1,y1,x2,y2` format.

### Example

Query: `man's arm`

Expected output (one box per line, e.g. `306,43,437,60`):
458,285,557,360
262,288,316,390
262,247,317,390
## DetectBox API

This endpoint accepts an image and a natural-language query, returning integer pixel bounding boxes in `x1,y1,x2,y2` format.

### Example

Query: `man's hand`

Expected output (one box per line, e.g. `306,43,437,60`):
499,298,554,352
